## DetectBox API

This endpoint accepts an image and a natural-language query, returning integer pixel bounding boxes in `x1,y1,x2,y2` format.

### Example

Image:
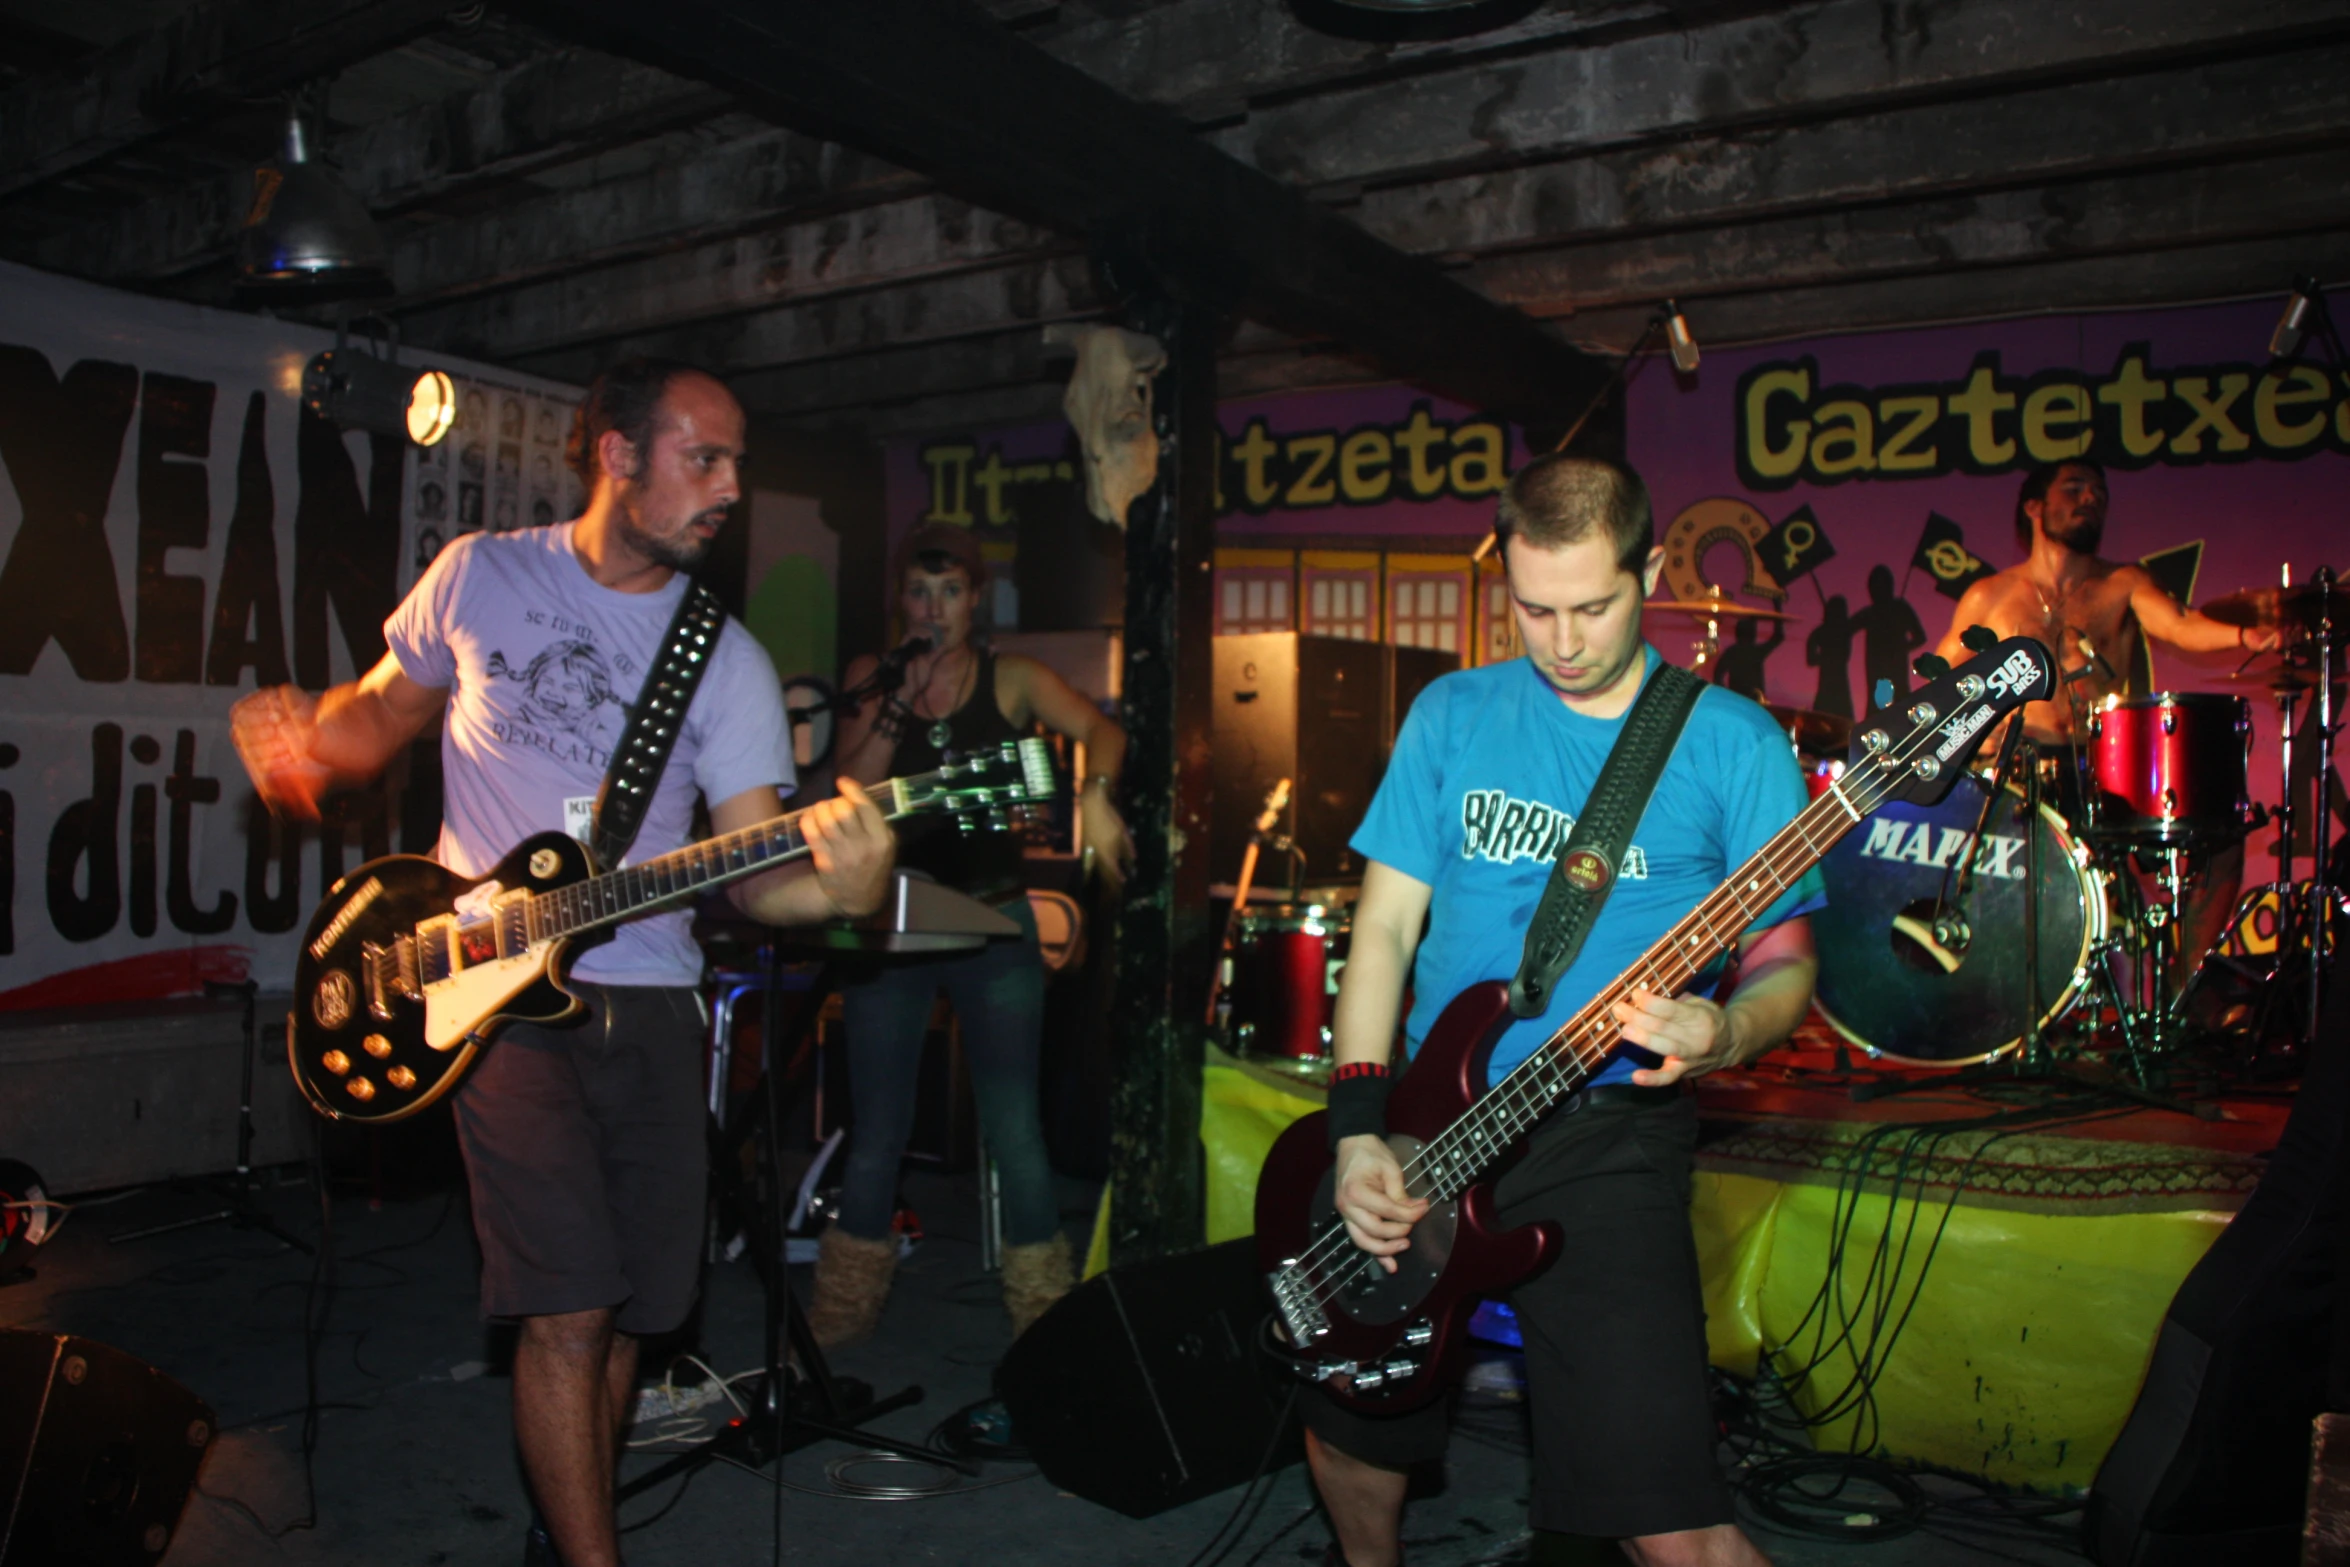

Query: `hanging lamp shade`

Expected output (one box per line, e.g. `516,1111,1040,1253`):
1289,0,1538,39
235,109,390,299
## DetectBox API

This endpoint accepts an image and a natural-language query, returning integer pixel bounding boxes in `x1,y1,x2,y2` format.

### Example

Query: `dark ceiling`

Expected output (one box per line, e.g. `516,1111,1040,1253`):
3,0,2345,437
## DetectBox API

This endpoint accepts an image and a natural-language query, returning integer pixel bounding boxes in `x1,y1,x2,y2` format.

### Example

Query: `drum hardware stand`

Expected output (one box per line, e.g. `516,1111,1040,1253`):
110,980,315,1252
1209,777,1292,1032
620,938,972,1512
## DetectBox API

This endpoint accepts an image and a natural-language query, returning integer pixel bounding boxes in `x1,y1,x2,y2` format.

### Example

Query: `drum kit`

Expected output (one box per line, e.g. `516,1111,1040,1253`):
1208,570,2343,1086
1813,567,2344,1076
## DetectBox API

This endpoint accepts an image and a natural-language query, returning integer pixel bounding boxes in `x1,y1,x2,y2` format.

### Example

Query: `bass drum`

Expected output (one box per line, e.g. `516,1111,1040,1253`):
1814,775,2108,1065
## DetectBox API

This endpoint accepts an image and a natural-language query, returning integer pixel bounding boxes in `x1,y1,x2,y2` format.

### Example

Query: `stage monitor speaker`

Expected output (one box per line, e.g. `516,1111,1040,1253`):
0,1331,215,1567
995,1237,1299,1518
1210,634,1458,888
2083,953,2349,1566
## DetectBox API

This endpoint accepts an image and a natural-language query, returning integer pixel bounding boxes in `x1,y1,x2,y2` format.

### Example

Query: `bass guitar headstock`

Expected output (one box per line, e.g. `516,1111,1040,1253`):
1848,635,2055,807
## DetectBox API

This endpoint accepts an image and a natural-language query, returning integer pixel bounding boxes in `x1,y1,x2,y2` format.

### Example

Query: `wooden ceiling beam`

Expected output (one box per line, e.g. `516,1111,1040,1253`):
0,0,452,199
1358,44,2350,257
400,192,1067,360
509,252,1103,386
4,47,738,280
1560,233,2350,354
533,0,1611,426
1474,146,2350,320
1217,0,2350,191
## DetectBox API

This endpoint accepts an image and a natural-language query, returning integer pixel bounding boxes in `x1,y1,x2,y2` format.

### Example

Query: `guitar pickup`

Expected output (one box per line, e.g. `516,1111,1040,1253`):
362,937,425,1019
493,888,532,958
1268,1261,1330,1346
416,915,459,983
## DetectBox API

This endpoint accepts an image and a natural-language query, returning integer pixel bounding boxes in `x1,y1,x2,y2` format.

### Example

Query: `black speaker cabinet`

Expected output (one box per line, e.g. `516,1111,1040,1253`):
0,1332,215,1567
995,1238,1299,1517
1210,634,1459,888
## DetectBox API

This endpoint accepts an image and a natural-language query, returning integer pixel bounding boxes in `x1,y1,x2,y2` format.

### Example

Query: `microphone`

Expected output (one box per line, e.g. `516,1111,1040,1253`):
881,633,933,667
2271,276,2319,358
1663,300,1700,374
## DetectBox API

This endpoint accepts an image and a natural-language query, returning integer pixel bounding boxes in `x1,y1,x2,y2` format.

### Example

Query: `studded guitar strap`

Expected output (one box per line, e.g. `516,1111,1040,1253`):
1507,660,1706,1018
590,579,728,870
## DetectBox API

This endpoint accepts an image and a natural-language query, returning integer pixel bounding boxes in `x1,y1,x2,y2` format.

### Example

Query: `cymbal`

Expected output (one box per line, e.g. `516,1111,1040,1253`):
2214,663,2316,693
1765,703,1854,754
2203,582,2349,632
1645,597,1797,622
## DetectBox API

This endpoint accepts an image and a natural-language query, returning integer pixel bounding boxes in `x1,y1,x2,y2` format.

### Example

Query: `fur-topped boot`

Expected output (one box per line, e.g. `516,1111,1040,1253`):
805,1226,898,1349
1000,1231,1074,1337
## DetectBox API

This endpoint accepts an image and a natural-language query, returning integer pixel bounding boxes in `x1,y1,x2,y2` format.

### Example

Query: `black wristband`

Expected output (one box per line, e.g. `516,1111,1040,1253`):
1325,1068,1394,1151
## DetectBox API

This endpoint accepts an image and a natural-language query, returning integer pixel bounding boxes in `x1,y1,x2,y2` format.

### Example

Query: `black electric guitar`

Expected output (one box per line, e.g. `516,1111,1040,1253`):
287,737,1056,1124
1253,636,2056,1412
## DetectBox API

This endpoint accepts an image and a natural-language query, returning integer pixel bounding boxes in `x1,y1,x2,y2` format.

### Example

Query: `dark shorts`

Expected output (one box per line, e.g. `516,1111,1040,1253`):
1300,1091,1732,1540
452,982,707,1336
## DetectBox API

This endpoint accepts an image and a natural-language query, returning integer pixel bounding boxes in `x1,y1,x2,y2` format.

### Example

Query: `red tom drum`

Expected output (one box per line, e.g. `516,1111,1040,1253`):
2087,692,2250,845
1226,903,1352,1065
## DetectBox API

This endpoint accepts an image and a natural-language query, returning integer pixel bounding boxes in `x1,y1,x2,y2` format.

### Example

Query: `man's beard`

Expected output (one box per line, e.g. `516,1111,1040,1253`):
620,509,717,571
2045,510,2103,555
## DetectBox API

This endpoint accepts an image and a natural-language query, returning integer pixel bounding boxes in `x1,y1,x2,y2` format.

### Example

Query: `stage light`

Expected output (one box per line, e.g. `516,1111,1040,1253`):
235,102,389,300
2271,276,2318,358
1663,300,1701,374
303,349,455,448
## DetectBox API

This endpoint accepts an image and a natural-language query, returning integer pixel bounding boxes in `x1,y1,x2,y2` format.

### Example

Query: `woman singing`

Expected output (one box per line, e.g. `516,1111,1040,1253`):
814,522,1134,1345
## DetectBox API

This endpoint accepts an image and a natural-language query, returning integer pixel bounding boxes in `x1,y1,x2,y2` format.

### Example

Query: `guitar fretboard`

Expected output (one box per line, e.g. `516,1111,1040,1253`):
1401,774,1873,1203
517,760,1000,944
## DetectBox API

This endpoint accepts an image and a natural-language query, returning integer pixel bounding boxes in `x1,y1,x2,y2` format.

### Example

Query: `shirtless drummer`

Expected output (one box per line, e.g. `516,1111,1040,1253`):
1931,458,2281,984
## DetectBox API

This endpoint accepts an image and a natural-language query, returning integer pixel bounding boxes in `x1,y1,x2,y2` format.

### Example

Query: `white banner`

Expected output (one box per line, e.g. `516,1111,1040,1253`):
0,260,579,1007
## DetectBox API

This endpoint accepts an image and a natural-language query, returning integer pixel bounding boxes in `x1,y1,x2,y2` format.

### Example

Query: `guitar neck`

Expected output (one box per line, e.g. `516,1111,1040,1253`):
528,768,950,940
1411,778,1868,1199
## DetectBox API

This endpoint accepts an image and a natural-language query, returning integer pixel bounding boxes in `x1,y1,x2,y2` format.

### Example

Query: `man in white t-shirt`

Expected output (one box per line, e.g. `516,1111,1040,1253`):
232,360,893,1567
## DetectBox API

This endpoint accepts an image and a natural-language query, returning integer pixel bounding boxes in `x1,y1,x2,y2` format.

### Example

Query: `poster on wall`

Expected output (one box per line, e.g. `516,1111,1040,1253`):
0,259,579,1007
884,386,1531,643
1629,296,2350,864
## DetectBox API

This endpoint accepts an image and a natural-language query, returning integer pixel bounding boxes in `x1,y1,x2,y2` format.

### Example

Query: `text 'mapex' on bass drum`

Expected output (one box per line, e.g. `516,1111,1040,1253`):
1812,773,2108,1066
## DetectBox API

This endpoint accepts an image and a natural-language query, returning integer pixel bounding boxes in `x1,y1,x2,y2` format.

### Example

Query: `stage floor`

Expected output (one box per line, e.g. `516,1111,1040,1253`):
0,1153,2102,1566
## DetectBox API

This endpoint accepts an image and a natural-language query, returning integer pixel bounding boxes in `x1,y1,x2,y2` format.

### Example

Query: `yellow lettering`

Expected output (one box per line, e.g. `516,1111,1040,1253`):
2170,373,2252,456
2021,383,2093,463
1743,366,1811,481
1232,419,1280,508
1393,405,1448,499
2254,367,2331,450
1284,434,1337,506
1448,423,1508,495
1945,364,2016,467
1211,433,1226,511
1875,395,1939,472
2097,355,2168,459
1338,430,1392,503
1807,400,1875,476
973,447,1014,524
921,444,975,524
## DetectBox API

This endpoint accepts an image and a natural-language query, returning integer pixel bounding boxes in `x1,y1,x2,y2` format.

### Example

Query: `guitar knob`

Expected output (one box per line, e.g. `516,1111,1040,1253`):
1351,1366,1386,1391
386,1065,417,1091
319,1050,350,1076
363,1034,393,1058
1383,1358,1417,1381
346,1075,377,1102
1403,1322,1434,1347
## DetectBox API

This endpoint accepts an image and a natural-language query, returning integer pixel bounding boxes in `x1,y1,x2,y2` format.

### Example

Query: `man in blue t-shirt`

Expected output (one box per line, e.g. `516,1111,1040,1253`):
1307,456,1821,1567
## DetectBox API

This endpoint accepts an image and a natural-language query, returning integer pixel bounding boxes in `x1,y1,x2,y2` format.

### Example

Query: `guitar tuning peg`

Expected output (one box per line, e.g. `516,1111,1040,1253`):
1960,624,1998,653
1912,653,1951,682
1872,678,1895,711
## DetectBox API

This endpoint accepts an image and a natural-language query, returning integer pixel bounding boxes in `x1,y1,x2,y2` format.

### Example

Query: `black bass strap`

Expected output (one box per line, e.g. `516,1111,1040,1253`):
1507,660,1706,1018
592,579,727,869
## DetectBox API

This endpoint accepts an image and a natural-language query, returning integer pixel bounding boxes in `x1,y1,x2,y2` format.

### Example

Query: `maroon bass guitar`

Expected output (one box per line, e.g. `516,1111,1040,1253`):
1254,635,2055,1412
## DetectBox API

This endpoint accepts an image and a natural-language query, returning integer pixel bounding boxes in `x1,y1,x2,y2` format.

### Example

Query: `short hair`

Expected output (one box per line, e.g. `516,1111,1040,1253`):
1492,453,1653,574
890,521,989,592
2014,458,2107,550
565,357,706,486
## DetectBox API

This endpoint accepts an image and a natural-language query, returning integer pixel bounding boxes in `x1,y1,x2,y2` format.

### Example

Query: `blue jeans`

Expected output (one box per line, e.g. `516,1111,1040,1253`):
835,901,1058,1247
